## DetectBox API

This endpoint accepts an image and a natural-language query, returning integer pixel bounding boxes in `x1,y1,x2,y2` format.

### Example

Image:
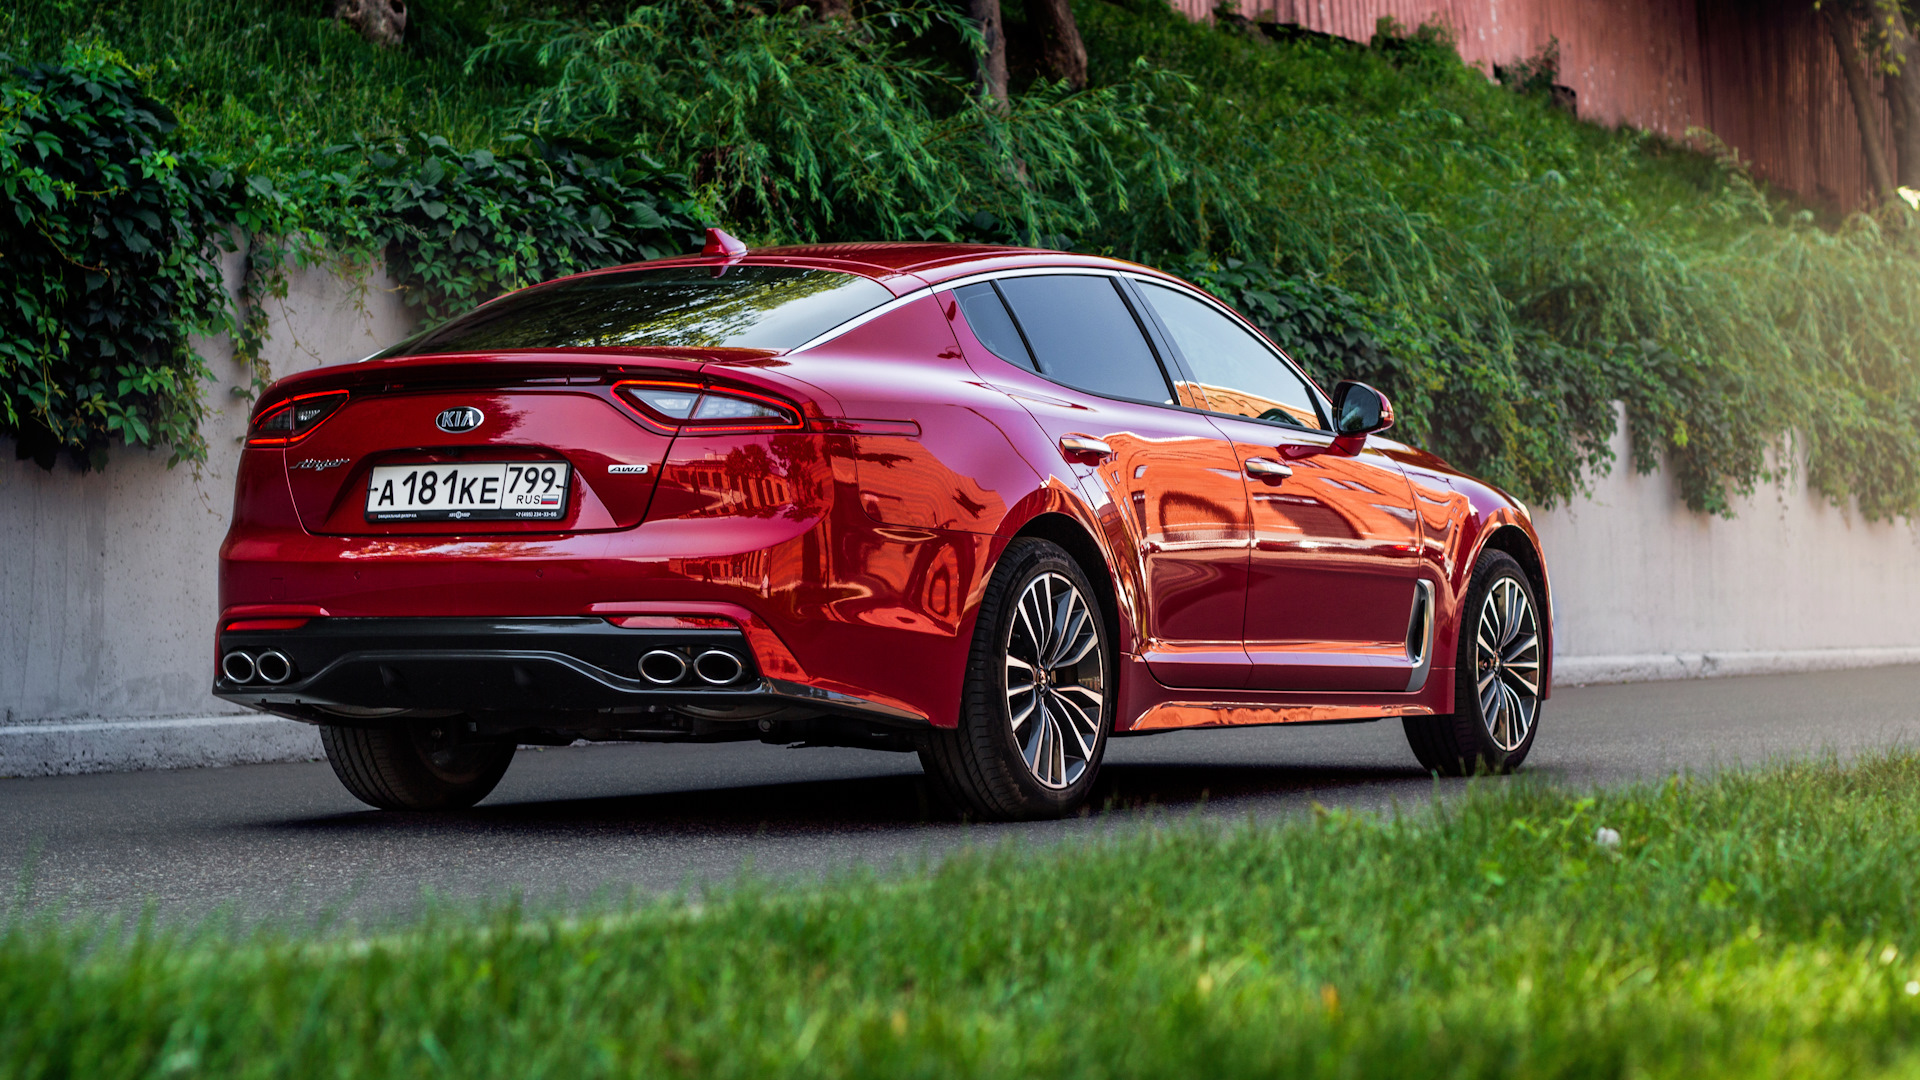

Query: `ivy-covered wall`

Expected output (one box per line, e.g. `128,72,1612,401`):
2,43,701,476
0,257,416,735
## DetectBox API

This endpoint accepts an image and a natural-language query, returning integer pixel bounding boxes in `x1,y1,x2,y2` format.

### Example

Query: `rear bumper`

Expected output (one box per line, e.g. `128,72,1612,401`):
212,617,927,727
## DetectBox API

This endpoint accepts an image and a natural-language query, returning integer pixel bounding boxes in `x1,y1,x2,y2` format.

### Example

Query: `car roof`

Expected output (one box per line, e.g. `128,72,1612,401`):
586,242,1184,296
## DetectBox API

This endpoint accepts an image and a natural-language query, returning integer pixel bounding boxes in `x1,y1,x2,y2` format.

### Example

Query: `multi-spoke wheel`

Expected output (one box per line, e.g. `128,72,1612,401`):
1403,550,1543,775
1474,576,1541,752
920,537,1112,819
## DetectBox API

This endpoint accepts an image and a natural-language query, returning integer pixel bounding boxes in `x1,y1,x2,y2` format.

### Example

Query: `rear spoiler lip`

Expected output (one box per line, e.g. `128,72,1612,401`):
250,349,753,419
249,350,858,433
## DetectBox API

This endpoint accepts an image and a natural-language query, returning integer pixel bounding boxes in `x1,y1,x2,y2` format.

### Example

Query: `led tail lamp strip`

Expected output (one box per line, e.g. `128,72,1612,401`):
612,380,804,434
247,390,349,447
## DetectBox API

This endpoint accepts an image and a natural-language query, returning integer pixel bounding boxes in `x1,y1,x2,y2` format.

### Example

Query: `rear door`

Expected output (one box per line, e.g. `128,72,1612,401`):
1129,279,1424,693
948,273,1253,690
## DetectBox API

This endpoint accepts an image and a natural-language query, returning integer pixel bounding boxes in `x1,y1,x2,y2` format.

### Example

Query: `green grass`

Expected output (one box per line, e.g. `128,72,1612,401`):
10,753,1920,1077
0,0,539,163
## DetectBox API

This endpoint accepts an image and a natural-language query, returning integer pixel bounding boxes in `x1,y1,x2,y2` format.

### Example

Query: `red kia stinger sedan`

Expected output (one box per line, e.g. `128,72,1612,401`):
214,232,1551,819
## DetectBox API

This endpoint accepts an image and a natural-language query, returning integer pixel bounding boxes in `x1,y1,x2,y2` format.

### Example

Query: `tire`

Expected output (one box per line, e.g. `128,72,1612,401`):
1403,549,1543,776
919,537,1113,820
320,719,516,810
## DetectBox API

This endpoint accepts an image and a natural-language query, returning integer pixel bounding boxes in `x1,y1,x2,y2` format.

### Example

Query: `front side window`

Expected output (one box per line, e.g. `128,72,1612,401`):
1137,281,1324,430
375,266,894,357
991,275,1174,405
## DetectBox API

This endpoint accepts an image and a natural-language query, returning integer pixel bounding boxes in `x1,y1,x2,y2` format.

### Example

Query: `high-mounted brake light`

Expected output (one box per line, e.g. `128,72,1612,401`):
612,380,803,434
247,390,348,447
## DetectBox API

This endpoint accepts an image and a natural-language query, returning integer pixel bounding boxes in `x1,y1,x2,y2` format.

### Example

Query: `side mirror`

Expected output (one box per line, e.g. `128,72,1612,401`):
1331,380,1394,436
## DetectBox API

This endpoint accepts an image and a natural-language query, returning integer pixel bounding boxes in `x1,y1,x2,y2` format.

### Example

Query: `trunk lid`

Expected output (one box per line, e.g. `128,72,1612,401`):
273,355,722,536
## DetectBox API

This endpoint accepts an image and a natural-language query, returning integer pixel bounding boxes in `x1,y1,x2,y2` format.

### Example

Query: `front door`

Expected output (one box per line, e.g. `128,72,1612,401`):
945,274,1253,689
1129,279,1424,693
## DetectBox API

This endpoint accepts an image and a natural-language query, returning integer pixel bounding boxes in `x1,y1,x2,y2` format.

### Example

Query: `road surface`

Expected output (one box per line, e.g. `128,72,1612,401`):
5,665,1918,925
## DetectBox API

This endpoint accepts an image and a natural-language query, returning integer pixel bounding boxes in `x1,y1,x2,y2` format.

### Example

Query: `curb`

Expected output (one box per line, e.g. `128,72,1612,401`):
1554,647,1920,686
0,715,323,779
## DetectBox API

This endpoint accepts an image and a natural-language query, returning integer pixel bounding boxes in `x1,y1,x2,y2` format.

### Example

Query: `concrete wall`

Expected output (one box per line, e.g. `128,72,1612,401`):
1535,414,1920,684
4,272,1918,775
0,256,417,775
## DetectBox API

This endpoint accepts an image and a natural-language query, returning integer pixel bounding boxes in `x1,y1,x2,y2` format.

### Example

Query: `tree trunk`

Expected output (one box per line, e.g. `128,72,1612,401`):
971,0,1010,107
1825,6,1898,201
1025,0,1088,90
1878,2,1920,187
325,0,407,48
813,0,849,19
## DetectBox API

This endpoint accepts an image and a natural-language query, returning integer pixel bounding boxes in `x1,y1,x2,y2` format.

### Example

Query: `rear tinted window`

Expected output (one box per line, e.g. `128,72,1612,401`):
994,276,1173,404
952,282,1036,370
376,266,893,357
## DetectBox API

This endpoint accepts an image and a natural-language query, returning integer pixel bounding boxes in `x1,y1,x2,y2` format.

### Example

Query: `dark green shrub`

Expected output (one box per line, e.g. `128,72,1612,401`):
242,135,703,348
0,43,234,471
473,0,1195,247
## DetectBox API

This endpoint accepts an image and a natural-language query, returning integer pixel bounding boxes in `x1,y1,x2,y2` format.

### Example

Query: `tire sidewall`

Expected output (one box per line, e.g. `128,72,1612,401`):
1453,551,1542,771
970,539,1114,815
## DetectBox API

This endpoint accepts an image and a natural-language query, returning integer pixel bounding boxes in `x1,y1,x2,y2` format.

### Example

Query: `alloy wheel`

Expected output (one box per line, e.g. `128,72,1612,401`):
1004,572,1105,789
1474,577,1541,751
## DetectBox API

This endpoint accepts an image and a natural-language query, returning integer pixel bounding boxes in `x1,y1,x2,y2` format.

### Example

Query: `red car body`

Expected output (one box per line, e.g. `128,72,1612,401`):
215,242,1551,788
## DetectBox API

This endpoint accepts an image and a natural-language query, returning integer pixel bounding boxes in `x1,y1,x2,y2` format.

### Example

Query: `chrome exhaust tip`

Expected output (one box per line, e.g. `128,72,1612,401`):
638,649,690,685
221,651,257,684
693,649,746,686
255,650,295,685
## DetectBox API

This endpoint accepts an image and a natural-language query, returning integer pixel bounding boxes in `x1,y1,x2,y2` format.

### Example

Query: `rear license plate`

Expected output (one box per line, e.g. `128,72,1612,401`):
365,462,571,521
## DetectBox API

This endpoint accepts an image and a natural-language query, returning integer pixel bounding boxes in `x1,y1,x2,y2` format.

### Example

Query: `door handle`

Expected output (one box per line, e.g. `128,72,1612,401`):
1244,457,1293,481
1059,435,1113,464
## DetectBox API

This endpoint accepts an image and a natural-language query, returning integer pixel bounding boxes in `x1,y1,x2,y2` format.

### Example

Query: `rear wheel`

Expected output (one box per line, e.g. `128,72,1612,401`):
919,538,1112,820
320,719,515,810
1403,549,1542,775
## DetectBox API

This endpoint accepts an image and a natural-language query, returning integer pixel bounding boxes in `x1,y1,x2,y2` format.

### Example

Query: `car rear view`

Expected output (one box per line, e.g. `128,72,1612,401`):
214,256,924,809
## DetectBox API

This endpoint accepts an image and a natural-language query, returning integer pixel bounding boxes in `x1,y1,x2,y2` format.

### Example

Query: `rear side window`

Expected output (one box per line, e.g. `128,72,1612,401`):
952,283,1035,370
375,266,894,357
994,275,1174,405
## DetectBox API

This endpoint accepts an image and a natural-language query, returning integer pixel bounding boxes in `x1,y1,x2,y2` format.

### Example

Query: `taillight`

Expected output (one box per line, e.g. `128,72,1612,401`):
606,615,738,630
612,380,803,434
224,618,311,632
247,390,348,446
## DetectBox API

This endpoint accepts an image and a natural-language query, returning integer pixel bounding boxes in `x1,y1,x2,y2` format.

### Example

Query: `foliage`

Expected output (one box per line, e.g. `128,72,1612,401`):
0,42,233,471
240,135,702,354
15,754,1920,1075
1074,7,1920,516
6,0,1920,521
1,0,530,163
0,24,702,465
473,0,1199,248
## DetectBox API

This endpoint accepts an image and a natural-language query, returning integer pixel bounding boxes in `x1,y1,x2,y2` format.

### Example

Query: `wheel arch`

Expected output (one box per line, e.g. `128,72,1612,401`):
1010,511,1124,659
1472,522,1553,696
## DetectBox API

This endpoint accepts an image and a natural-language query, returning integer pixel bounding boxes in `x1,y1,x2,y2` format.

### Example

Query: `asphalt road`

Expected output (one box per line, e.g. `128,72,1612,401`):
6,664,1920,926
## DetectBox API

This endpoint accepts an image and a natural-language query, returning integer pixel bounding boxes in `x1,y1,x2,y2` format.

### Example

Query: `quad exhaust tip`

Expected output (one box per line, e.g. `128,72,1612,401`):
223,649,296,685
694,649,746,686
221,651,256,684
638,649,690,685
255,650,295,685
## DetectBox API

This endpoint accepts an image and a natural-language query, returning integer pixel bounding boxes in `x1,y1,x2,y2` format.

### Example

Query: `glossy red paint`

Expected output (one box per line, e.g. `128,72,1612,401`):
217,242,1550,748
1213,415,1426,693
